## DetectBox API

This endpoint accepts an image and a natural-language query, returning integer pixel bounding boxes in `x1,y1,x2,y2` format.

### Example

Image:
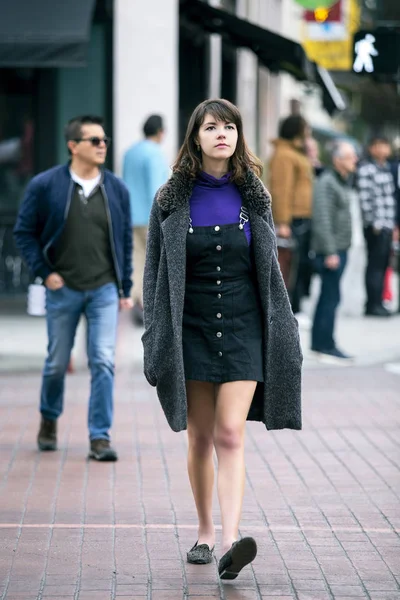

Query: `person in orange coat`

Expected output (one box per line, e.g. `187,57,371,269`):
268,116,313,318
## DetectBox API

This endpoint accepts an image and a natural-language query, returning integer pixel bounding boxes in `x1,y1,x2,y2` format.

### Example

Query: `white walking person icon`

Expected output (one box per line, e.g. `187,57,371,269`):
353,34,379,73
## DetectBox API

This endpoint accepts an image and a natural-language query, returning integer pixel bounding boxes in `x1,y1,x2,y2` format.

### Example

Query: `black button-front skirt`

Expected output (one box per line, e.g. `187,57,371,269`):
183,222,264,383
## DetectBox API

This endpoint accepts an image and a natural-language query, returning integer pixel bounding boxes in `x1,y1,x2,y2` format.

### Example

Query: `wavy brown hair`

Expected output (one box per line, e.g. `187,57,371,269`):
173,99,263,183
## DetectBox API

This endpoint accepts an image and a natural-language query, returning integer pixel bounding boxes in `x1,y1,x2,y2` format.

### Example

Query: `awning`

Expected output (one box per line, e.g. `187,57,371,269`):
180,0,315,82
316,66,346,115
0,0,96,68
180,0,346,113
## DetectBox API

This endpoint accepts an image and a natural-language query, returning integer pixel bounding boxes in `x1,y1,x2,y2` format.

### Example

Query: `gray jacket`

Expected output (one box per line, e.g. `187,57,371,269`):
312,169,352,256
142,169,303,433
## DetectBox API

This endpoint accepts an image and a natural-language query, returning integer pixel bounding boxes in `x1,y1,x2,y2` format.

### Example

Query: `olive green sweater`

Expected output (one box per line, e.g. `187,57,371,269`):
52,184,116,290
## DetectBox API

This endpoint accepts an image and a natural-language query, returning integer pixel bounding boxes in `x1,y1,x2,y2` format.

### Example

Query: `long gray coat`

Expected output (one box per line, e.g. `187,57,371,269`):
142,168,303,432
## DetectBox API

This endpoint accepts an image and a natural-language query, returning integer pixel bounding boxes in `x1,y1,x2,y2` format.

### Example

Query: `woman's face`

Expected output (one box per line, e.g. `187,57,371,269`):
196,115,238,163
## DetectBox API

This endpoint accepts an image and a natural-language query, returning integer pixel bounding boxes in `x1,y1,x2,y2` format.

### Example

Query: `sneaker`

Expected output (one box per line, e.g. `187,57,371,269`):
313,347,354,365
37,417,57,451
89,439,118,462
365,305,392,317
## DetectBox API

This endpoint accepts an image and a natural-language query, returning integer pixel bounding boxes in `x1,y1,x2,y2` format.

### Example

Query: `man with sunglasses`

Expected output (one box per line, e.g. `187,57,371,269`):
14,115,133,462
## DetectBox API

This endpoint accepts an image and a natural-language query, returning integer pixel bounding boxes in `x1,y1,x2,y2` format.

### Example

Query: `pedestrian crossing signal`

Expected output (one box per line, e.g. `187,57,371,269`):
353,30,400,76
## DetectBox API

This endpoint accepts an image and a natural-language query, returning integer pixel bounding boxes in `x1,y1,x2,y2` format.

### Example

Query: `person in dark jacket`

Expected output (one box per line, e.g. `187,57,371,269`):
311,141,358,362
357,136,397,317
14,115,133,462
142,99,302,580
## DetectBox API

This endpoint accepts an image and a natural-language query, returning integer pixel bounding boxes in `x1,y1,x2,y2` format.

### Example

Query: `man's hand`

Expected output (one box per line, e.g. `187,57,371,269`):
277,224,292,238
324,254,340,270
393,227,399,243
45,273,65,290
119,297,134,310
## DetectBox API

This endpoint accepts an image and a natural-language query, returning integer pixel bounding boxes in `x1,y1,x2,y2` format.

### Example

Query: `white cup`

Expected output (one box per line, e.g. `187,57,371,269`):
27,283,47,316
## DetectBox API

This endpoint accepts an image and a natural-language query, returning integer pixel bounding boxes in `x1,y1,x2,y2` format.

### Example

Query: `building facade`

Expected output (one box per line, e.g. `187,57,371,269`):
0,0,338,297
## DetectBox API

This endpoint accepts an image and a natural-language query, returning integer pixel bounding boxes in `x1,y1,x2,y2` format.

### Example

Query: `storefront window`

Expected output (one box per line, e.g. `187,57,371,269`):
0,69,35,294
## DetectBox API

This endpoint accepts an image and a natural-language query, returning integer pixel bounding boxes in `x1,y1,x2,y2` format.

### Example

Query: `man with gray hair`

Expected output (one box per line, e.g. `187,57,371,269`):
311,140,358,363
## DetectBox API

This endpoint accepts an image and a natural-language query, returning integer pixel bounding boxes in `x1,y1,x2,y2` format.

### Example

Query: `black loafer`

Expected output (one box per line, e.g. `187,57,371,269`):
187,541,215,564
218,537,257,580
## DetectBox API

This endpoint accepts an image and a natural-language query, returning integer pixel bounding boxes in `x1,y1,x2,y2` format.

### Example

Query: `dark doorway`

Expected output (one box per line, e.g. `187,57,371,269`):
179,15,210,145
0,0,113,296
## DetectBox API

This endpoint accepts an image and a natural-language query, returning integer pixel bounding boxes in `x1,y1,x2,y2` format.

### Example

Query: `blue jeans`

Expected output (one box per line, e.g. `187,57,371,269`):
40,282,119,440
311,251,347,352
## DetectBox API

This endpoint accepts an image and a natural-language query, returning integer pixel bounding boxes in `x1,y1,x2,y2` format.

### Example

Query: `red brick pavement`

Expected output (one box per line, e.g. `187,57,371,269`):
0,364,399,600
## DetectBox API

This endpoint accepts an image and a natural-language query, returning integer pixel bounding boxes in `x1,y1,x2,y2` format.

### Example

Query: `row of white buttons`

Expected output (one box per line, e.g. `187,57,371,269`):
215,228,223,356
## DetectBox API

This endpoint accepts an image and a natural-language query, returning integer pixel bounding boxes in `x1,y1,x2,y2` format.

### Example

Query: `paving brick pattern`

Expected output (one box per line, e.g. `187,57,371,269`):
0,365,399,600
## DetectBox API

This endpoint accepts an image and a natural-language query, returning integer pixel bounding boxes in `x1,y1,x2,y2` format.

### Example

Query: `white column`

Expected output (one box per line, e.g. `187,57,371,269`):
113,0,179,174
236,0,259,153
257,0,284,167
258,69,282,167
209,0,222,98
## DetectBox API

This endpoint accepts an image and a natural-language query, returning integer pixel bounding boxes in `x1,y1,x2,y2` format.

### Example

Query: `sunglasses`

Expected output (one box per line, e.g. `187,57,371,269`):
73,136,111,147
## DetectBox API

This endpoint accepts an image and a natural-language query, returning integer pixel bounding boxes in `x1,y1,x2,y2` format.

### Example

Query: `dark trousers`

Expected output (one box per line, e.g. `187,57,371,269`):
311,251,347,352
364,227,392,310
291,218,313,314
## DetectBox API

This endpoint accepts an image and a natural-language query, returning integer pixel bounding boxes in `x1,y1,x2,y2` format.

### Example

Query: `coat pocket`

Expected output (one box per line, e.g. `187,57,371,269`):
141,326,157,387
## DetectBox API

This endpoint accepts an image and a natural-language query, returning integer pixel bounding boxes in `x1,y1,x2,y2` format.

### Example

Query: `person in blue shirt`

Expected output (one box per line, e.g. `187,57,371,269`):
123,115,169,324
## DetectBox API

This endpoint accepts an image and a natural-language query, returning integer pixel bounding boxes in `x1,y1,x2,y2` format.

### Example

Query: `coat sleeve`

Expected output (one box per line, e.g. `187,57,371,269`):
121,184,133,297
357,164,378,228
142,196,162,329
146,151,169,204
269,155,296,226
312,176,337,256
13,177,52,282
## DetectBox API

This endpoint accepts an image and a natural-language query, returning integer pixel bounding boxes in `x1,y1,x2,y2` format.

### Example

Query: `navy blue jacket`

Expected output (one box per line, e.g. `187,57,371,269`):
14,164,133,297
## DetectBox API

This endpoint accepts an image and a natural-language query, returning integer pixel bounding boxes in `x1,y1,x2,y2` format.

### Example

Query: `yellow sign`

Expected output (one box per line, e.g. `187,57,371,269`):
302,0,360,70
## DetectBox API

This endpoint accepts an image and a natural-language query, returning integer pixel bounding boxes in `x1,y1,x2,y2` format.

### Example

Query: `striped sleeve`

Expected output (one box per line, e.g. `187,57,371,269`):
357,164,375,227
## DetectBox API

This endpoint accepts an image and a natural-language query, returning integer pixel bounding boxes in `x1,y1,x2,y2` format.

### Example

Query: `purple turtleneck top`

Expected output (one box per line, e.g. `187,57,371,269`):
189,171,251,244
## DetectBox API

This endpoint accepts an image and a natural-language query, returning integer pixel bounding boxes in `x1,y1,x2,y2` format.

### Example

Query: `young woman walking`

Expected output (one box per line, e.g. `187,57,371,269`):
142,99,302,580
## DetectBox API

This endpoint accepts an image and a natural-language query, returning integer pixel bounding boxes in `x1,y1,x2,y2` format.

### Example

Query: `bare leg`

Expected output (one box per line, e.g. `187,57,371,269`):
214,381,256,554
186,380,216,548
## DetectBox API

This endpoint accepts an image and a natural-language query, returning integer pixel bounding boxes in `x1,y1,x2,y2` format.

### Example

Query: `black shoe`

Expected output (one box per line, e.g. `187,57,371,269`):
365,305,391,317
37,417,57,451
312,347,354,364
187,541,215,564
89,439,118,462
218,537,257,580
